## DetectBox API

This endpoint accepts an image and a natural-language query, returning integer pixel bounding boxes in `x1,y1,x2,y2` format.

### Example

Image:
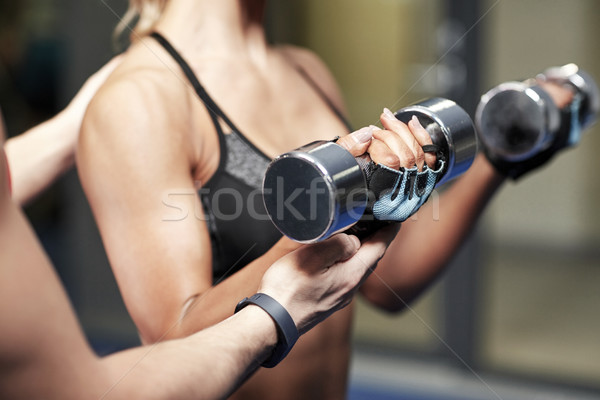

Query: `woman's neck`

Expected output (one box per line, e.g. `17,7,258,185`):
154,0,269,64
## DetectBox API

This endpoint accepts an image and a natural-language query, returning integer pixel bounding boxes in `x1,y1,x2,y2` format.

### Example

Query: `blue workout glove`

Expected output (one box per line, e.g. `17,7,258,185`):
485,93,584,180
369,161,445,222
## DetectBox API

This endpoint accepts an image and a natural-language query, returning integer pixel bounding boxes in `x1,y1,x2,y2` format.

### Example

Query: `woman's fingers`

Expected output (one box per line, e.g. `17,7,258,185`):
337,108,437,171
408,116,436,169
380,108,427,171
336,126,375,157
371,130,415,169
366,137,400,169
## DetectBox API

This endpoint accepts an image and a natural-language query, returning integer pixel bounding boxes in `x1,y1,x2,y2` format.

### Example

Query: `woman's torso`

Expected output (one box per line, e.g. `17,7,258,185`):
121,35,355,400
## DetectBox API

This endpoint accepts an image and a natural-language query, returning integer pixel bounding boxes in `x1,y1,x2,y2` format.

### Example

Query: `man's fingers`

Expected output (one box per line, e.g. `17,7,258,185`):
408,116,436,169
295,233,360,272
366,223,401,248
356,224,398,268
336,224,400,288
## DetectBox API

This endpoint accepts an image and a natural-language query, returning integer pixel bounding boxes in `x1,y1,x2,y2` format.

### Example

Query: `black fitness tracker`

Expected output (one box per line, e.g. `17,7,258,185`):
234,293,299,368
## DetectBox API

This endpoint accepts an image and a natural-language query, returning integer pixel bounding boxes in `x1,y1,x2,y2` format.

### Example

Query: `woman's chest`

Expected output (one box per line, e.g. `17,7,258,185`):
189,75,351,184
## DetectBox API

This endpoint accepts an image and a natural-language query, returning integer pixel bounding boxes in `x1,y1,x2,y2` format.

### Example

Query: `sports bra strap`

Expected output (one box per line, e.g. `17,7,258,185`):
285,58,354,133
150,31,353,136
149,31,240,134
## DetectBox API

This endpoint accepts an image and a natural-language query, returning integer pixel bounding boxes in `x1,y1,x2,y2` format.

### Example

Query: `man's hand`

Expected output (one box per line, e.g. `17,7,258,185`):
59,55,123,134
258,224,398,335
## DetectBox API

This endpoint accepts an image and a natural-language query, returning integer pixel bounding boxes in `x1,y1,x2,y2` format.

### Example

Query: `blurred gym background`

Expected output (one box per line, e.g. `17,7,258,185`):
1,1,599,399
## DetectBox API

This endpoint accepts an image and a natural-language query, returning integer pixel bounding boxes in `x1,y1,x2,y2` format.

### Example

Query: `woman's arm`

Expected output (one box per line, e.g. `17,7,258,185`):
76,69,333,344
77,41,361,344
360,155,505,311
359,79,577,312
77,71,241,343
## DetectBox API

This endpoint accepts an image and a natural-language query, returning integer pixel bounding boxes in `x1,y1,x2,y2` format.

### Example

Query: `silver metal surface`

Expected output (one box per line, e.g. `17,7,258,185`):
476,82,560,162
476,63,599,163
395,98,477,186
263,98,478,243
262,141,368,243
538,63,600,129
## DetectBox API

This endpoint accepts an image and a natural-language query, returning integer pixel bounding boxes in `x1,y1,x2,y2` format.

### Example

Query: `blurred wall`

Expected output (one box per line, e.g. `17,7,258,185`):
276,0,600,391
479,0,600,388
483,0,600,251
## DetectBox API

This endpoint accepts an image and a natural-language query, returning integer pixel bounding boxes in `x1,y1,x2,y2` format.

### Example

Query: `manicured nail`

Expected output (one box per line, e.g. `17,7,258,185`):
350,126,373,144
369,124,382,131
410,115,425,129
383,107,397,120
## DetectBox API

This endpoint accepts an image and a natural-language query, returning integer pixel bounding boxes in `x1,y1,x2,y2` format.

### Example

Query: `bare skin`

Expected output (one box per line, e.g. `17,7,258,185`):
79,28,370,397
1,118,399,399
77,1,577,399
0,32,397,398
76,2,486,399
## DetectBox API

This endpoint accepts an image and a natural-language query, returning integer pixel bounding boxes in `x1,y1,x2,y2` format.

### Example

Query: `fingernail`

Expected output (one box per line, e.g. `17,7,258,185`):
383,107,397,120
350,126,373,144
410,115,424,129
369,124,382,131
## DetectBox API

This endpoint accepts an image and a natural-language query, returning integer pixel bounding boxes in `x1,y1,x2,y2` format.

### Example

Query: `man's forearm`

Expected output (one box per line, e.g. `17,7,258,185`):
101,305,277,400
162,238,300,342
5,112,77,205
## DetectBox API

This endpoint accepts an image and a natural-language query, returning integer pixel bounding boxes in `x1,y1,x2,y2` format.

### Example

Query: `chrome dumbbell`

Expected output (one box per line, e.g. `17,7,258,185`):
475,63,599,169
262,98,477,243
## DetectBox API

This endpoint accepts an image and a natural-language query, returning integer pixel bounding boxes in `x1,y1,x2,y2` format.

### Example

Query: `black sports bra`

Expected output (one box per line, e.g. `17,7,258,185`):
150,32,353,283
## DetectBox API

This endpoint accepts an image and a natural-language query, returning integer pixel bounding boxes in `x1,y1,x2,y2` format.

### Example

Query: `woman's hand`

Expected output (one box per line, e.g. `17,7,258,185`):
336,108,437,171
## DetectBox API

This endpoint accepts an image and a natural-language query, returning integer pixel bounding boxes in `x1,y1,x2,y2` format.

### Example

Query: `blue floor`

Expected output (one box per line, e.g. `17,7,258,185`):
349,385,431,400
348,383,470,400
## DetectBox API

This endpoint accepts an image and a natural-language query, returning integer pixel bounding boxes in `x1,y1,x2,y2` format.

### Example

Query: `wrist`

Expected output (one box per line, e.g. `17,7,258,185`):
474,153,507,185
235,293,299,368
235,304,278,351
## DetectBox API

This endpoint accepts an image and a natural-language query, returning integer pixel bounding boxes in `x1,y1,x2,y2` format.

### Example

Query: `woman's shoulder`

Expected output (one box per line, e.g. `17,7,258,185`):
99,51,187,111
87,45,193,132
277,44,332,81
81,47,200,156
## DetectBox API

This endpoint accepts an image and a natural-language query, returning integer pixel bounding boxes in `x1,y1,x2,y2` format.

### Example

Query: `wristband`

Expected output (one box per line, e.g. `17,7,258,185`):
234,293,299,368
